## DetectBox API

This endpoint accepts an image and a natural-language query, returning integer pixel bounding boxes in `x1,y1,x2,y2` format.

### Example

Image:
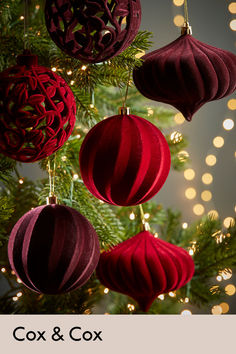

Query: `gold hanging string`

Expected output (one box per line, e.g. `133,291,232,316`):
184,0,189,24
123,69,132,108
24,0,29,49
47,157,57,205
139,204,150,231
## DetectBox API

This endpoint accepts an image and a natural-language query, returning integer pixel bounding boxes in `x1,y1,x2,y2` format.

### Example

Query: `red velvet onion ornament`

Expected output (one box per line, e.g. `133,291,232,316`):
79,109,171,206
0,51,76,162
96,230,194,311
8,202,100,294
45,0,141,63
133,29,236,121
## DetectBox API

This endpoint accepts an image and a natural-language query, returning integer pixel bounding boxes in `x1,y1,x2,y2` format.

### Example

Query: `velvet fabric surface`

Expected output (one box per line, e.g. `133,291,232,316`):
96,230,195,312
8,204,100,294
79,113,171,206
133,34,236,121
0,51,76,162
45,0,141,63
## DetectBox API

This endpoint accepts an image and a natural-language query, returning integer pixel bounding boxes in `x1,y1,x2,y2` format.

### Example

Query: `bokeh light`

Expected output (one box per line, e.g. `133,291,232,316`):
205,154,217,166
229,19,236,31
202,173,213,185
213,136,224,148
223,119,234,130
184,169,195,180
174,112,185,124
185,188,197,200
211,305,222,315
223,217,235,228
173,0,184,6
225,284,236,296
173,15,185,27
228,2,236,13
220,302,229,314
201,190,212,202
193,204,205,216
208,210,219,219
227,99,236,110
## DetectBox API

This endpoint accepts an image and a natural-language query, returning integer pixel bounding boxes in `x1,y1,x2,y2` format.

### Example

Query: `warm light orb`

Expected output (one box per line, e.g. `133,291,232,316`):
229,19,236,31
178,150,189,162
216,275,222,282
181,310,192,315
208,210,219,219
201,190,212,202
228,2,236,13
202,173,213,185
182,222,188,229
223,119,234,130
184,169,195,181
223,217,235,228
170,131,183,143
174,112,185,124
193,204,205,216
129,212,135,220
220,302,230,314
227,98,236,110
173,15,185,27
173,0,184,6
211,305,222,315
225,284,236,296
220,269,232,280
213,136,224,148
185,188,196,200
205,154,217,166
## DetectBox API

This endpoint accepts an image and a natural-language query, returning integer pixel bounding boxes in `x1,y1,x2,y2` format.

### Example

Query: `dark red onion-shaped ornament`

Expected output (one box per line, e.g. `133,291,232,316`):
8,202,100,294
79,109,171,206
45,0,141,63
133,32,236,121
96,230,194,311
0,51,76,162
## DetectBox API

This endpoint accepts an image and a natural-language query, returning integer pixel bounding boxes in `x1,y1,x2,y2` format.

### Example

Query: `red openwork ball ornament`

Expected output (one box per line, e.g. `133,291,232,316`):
133,33,236,121
45,0,141,63
96,230,194,311
8,204,100,294
0,51,76,162
79,112,171,206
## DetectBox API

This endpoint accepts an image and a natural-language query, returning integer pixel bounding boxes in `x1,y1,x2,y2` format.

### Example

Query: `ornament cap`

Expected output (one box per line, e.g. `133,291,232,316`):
46,195,57,205
181,22,192,35
119,107,130,115
16,50,38,67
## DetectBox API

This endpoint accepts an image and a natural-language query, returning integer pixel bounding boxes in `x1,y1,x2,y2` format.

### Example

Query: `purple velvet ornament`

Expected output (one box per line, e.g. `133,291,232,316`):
45,0,141,63
8,204,100,294
133,33,236,121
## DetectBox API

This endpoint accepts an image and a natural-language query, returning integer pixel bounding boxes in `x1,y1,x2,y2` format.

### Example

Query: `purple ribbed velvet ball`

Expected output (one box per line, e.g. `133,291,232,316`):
8,204,100,294
133,34,236,121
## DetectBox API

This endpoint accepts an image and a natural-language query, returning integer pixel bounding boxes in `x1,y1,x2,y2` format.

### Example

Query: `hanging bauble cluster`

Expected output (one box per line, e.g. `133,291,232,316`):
79,109,171,206
133,30,236,121
0,51,76,162
96,230,195,312
8,203,100,294
45,0,141,63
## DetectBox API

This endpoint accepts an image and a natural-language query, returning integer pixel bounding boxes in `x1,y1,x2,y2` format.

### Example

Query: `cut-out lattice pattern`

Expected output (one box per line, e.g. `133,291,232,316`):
0,52,76,162
45,0,141,63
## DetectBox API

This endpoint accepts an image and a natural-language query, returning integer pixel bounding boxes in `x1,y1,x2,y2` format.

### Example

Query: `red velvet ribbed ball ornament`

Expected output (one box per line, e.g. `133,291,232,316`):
96,231,194,311
8,204,100,294
133,33,236,121
79,112,171,206
0,51,76,162
45,0,141,63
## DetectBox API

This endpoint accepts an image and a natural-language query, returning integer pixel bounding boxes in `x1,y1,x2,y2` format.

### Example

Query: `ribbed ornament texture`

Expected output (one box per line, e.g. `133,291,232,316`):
0,52,76,162
45,0,141,63
133,34,236,121
79,113,171,206
8,204,100,294
96,231,195,311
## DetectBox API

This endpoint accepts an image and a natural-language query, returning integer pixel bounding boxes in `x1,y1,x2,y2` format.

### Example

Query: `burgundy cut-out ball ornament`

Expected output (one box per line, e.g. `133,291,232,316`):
96,230,195,311
45,0,141,63
8,199,100,294
0,50,76,162
133,24,236,121
79,108,171,206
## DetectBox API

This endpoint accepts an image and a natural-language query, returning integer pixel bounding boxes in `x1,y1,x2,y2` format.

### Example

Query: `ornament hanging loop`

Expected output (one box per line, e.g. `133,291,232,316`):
139,204,150,231
181,0,192,35
47,158,57,205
